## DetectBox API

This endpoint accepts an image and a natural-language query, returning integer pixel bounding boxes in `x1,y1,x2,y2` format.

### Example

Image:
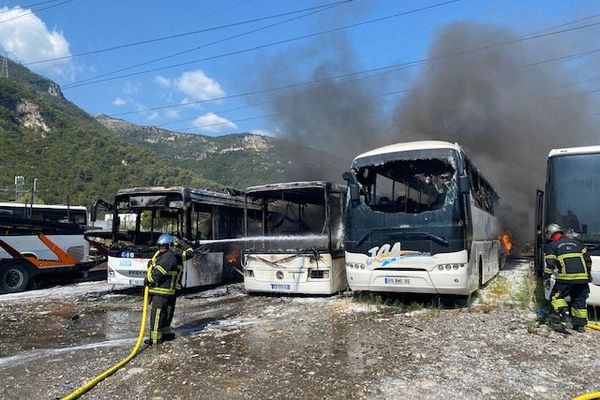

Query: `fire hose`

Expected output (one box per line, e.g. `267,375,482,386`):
61,286,149,400
570,323,600,400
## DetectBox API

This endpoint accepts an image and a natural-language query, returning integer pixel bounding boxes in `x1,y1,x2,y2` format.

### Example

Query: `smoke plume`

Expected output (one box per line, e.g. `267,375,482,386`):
255,21,596,246
393,22,594,245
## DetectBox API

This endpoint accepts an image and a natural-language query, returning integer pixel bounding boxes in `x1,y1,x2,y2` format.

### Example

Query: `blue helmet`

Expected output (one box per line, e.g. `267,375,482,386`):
157,233,175,246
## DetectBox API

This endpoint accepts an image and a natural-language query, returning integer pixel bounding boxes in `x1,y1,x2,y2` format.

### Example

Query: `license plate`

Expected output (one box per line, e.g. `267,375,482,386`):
271,284,291,290
384,277,411,285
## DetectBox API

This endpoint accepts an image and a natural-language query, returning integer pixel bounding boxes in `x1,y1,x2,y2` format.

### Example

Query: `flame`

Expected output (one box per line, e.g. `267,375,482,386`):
501,232,513,253
226,246,240,265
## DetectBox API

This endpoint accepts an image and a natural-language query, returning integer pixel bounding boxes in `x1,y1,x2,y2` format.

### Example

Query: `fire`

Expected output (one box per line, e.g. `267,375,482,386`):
226,246,240,265
501,232,513,253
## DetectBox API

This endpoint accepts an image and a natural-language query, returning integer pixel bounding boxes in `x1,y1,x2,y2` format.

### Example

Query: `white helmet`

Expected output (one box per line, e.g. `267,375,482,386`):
545,223,563,240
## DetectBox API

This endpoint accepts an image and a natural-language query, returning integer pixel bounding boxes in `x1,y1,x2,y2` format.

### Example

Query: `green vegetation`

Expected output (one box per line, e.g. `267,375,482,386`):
0,61,217,207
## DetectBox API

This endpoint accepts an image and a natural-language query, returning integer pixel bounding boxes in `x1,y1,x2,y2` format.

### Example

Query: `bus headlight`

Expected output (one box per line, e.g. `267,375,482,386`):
435,263,465,271
244,269,254,277
346,263,366,270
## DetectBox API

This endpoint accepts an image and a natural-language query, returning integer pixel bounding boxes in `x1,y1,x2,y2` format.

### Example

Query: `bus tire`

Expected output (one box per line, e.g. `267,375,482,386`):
1,264,30,293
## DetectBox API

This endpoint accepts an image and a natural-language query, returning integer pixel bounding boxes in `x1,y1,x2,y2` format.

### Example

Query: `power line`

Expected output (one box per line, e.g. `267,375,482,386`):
108,15,600,117
24,0,354,66
0,0,62,14
63,0,463,89
0,0,74,24
62,1,351,89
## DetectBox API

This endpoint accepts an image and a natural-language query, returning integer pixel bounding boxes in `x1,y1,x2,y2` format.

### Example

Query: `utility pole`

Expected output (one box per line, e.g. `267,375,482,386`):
33,178,38,204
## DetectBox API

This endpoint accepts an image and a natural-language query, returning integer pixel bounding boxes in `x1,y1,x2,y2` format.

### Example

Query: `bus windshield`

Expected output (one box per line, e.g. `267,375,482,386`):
245,185,333,252
114,192,184,247
345,148,464,255
546,154,600,244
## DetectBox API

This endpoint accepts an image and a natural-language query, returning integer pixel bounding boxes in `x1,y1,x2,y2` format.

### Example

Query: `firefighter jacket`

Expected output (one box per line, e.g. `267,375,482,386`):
544,236,592,284
146,249,183,296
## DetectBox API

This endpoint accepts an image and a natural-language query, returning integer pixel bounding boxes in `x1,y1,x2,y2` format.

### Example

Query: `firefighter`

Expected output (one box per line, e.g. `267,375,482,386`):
543,223,592,333
144,234,183,345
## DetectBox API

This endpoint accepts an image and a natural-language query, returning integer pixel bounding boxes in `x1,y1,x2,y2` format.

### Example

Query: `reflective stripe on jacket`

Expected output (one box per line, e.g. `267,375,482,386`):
544,237,592,284
147,249,179,296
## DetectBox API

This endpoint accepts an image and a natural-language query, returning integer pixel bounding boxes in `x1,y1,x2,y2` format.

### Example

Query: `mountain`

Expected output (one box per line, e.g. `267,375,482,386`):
94,115,347,188
0,58,217,206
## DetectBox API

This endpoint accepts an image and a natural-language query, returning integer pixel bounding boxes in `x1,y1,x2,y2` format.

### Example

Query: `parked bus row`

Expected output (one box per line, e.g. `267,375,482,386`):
79,140,506,298
10,139,596,302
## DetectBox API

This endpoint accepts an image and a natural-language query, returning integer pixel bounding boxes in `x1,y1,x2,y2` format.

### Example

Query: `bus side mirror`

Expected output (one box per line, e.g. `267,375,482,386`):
458,175,471,194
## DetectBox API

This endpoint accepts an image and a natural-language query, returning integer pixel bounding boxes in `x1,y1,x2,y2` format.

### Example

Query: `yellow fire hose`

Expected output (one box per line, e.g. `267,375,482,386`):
571,323,600,400
61,286,149,400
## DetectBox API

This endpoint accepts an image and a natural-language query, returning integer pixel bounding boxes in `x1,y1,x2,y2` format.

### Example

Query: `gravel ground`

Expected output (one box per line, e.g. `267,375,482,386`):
0,259,598,400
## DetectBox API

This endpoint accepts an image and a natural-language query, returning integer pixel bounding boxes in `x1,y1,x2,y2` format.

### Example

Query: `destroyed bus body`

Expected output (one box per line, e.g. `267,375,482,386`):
535,146,600,306
242,181,347,294
0,203,93,293
343,141,502,296
88,186,248,289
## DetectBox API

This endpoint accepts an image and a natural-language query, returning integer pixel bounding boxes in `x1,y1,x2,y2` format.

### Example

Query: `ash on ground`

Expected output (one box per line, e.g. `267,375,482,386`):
0,259,597,400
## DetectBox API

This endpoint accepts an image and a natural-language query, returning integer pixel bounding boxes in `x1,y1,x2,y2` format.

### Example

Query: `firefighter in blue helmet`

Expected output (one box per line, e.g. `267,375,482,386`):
544,223,592,333
144,234,184,345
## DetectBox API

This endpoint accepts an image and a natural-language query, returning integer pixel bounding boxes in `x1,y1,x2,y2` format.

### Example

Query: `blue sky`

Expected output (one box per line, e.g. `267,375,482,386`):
0,0,598,136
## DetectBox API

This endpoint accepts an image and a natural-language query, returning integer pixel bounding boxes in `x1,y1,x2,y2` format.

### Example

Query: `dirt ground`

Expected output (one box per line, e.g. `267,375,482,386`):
0,259,598,400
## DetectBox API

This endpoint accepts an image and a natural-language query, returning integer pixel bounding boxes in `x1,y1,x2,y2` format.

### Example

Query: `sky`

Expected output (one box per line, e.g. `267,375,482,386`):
0,0,599,137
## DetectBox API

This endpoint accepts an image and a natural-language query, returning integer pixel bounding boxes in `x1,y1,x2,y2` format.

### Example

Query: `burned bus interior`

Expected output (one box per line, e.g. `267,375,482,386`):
244,182,345,253
355,158,456,214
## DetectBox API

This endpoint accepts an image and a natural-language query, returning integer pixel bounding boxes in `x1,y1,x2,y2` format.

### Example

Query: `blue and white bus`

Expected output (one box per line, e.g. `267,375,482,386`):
343,141,502,295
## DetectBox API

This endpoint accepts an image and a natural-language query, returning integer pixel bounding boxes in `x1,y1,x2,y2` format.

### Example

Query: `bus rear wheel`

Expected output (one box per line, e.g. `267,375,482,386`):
1,265,30,293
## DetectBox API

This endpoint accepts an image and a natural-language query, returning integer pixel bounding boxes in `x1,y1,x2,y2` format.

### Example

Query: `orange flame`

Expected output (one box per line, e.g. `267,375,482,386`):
501,233,513,253
226,246,240,265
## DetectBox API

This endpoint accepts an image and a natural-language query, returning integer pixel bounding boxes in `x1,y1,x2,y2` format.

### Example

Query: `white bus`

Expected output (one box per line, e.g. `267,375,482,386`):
242,181,347,295
535,146,600,305
0,202,90,292
343,141,502,295
88,186,250,289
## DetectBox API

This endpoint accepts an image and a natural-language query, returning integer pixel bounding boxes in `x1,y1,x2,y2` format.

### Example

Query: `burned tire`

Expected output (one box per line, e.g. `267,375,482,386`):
1,264,30,293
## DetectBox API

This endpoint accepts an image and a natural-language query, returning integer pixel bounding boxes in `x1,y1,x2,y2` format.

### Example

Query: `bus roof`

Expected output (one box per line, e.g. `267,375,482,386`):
0,202,87,211
549,145,600,158
245,181,345,194
115,186,247,208
353,140,461,161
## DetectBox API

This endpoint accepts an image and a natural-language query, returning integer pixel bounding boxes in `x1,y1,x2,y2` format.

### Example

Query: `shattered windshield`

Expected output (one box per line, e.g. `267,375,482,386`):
114,192,185,246
247,187,327,237
547,154,600,244
355,157,457,214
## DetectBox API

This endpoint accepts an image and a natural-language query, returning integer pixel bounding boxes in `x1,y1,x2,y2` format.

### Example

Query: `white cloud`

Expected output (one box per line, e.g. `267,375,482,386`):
148,112,160,121
155,75,172,88
176,70,225,101
111,97,127,107
165,109,180,119
0,7,71,72
192,112,237,133
250,128,275,137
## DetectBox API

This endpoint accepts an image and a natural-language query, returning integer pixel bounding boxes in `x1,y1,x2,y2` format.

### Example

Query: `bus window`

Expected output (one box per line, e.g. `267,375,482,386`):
191,207,213,240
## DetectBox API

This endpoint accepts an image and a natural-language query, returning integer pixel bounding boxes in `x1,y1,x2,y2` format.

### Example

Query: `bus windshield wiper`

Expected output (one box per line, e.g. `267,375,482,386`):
356,228,449,247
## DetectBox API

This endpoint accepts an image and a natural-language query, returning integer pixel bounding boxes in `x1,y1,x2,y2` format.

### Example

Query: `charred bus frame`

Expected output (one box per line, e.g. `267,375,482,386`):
242,181,347,294
89,186,249,288
343,141,502,296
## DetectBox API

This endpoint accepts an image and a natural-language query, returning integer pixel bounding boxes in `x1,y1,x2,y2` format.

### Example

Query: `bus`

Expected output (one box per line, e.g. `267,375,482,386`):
88,186,249,289
535,146,600,305
242,181,347,294
0,202,92,292
343,140,502,296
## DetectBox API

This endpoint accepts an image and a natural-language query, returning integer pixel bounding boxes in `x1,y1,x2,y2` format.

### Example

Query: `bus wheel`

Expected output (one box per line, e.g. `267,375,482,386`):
1,265,30,293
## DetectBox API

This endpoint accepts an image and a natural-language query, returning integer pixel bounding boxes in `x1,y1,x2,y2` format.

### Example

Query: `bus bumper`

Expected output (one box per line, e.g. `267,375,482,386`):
244,276,336,295
107,256,147,286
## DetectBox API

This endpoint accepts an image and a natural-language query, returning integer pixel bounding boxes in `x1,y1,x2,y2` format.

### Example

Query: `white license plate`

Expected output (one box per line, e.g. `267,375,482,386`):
384,277,411,285
271,284,291,290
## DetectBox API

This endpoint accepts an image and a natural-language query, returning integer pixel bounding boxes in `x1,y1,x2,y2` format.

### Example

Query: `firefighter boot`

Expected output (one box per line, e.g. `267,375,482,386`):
574,325,586,333
558,308,573,330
